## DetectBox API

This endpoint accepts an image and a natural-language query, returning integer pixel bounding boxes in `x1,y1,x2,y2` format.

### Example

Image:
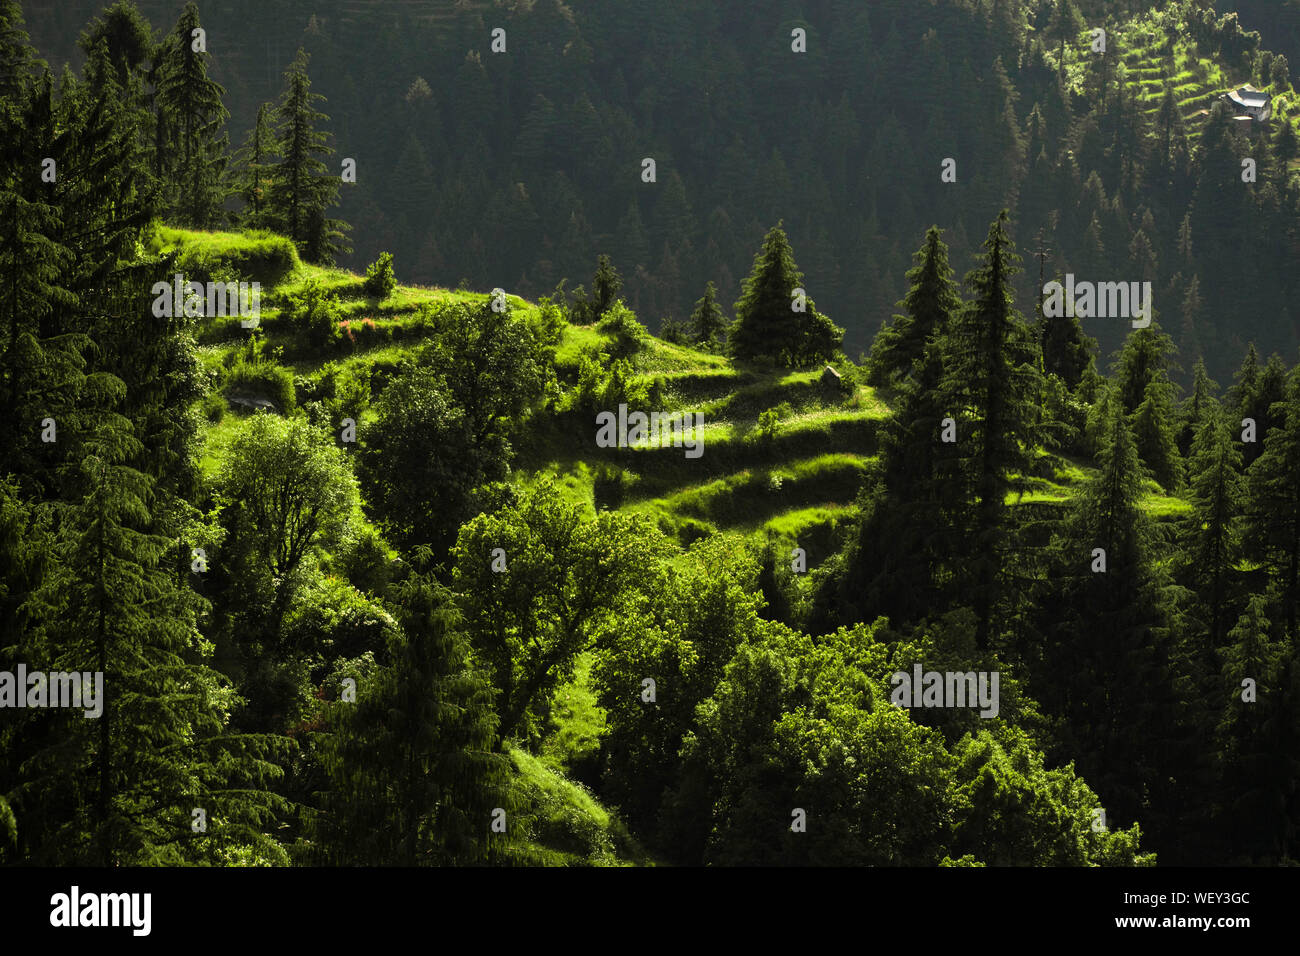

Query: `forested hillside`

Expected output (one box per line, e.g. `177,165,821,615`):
18,0,1300,379
0,0,1297,873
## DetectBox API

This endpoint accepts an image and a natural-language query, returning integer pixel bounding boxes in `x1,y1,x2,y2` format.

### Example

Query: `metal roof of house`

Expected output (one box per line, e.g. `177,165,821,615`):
1229,86,1270,108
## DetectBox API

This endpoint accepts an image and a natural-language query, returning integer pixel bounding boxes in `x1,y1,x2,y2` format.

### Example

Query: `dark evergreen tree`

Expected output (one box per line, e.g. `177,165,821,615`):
1178,357,1220,457
154,2,229,227
16,413,286,865
1047,0,1086,84
315,574,509,865
1215,595,1293,862
1131,372,1183,491
1040,395,1180,836
232,102,274,226
1040,277,1096,389
1242,353,1288,466
729,222,842,367
268,49,348,263
867,225,962,387
938,210,1041,648
591,253,623,318
77,0,153,94
688,280,727,348
1244,366,1300,631
1178,402,1244,648
1113,323,1178,415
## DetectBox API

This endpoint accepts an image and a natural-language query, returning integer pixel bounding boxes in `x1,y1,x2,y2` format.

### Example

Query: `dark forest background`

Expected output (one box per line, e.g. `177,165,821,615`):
21,0,1300,381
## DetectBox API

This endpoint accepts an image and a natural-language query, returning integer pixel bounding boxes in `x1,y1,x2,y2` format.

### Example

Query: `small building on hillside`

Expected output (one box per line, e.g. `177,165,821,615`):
1222,84,1271,122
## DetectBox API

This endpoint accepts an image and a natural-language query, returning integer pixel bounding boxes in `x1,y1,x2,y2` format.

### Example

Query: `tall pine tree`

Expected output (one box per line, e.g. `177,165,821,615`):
269,48,349,264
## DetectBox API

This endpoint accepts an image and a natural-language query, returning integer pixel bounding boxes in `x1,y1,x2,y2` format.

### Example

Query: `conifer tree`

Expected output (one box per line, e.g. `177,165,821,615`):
1178,402,1244,647
688,280,727,348
16,412,286,865
0,0,40,118
1041,395,1180,832
154,2,229,227
268,48,348,263
591,253,623,318
1215,595,1292,861
815,229,966,631
1244,366,1300,630
1131,372,1183,491
729,222,842,367
1178,358,1219,457
867,225,961,387
77,0,153,90
1228,343,1260,415
315,574,509,865
1242,353,1288,466
1047,0,1086,84
938,210,1041,647
1039,277,1096,389
232,101,274,226
1113,323,1178,415
0,64,84,492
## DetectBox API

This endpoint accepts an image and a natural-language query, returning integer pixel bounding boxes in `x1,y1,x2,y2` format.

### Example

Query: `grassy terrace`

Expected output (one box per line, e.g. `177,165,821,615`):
176,221,1191,568
1054,7,1300,156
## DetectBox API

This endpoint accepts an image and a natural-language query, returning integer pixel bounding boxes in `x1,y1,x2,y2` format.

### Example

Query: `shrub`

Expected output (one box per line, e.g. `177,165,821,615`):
593,464,633,509
597,300,646,338
573,351,648,415
363,251,397,298
286,279,343,351
754,402,792,443
659,316,690,345
201,391,226,424
337,365,371,410
223,360,296,412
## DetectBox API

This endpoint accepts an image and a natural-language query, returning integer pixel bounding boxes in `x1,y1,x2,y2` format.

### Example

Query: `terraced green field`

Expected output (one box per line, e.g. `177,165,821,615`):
178,225,1193,583
1057,6,1300,155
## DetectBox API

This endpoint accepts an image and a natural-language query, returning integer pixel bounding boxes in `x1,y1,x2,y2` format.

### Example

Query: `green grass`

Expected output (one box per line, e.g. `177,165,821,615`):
506,746,651,866
151,225,299,286
197,410,246,480
539,652,607,777
625,453,871,536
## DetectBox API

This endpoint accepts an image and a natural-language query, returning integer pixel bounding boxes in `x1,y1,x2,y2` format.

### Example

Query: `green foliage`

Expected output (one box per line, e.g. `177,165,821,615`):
315,574,510,865
867,226,961,387
452,478,672,744
222,354,296,412
729,222,843,368
363,251,397,298
284,277,343,350
216,413,358,582
572,351,648,416
754,402,793,444
358,299,554,553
